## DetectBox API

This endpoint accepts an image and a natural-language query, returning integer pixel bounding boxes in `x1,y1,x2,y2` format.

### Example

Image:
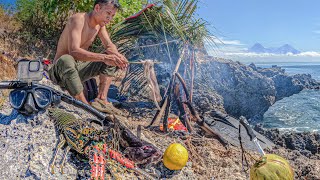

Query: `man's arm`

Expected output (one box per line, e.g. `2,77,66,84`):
98,26,128,68
68,15,105,62
98,26,119,54
67,15,121,67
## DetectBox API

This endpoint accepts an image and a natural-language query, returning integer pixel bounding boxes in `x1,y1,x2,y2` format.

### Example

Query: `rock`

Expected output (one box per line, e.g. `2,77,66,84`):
191,57,320,122
257,66,285,77
192,84,225,116
139,55,320,123
0,114,77,179
255,126,320,156
195,58,276,121
292,74,320,89
271,74,304,101
248,63,257,71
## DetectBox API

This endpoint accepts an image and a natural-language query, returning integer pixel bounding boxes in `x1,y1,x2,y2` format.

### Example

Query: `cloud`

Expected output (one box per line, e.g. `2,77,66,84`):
209,36,245,46
223,51,320,58
205,36,320,59
313,30,320,34
205,52,320,64
298,51,320,57
205,37,247,56
209,51,320,63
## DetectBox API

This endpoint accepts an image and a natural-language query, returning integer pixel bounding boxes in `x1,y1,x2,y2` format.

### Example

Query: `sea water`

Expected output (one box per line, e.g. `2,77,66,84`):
263,89,320,133
249,59,320,133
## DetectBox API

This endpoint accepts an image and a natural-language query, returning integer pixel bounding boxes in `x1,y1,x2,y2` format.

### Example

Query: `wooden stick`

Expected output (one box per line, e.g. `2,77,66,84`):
185,101,228,146
175,73,190,100
163,95,171,133
184,112,193,133
161,73,176,132
129,61,162,64
175,72,228,146
148,46,186,128
190,50,195,102
173,48,186,73
138,39,179,48
174,83,193,133
147,96,168,128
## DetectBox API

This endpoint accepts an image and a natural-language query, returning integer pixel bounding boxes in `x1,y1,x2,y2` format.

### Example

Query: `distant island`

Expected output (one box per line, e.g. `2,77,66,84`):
248,43,301,54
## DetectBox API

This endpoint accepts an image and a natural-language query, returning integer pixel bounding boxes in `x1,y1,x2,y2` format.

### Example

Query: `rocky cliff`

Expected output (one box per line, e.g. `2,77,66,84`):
190,56,320,123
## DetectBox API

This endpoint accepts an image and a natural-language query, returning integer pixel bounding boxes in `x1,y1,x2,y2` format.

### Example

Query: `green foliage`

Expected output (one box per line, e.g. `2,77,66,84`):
111,0,148,27
16,0,62,45
13,0,213,59
15,0,147,50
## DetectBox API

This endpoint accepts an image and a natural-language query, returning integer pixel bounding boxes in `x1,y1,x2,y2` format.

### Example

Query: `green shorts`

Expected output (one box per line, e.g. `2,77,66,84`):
48,54,117,96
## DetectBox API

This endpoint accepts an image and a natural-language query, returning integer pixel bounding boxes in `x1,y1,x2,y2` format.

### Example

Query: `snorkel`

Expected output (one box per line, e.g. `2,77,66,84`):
0,59,107,123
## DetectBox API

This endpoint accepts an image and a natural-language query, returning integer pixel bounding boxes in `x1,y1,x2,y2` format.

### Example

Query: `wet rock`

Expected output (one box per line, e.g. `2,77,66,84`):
271,74,304,101
292,74,320,89
255,126,320,156
257,65,285,77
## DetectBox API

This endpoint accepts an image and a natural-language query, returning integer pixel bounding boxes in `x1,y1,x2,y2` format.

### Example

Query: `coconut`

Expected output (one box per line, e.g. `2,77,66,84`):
250,154,294,180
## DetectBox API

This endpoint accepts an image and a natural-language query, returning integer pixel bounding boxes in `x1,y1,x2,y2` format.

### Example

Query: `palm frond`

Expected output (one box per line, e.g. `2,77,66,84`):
113,0,217,100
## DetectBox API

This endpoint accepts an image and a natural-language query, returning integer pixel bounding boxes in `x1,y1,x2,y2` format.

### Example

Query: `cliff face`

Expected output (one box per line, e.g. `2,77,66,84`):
192,57,320,122
195,58,275,122
256,66,304,101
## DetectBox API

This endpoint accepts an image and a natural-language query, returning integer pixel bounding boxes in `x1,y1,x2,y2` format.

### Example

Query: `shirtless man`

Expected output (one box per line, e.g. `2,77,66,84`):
49,0,128,108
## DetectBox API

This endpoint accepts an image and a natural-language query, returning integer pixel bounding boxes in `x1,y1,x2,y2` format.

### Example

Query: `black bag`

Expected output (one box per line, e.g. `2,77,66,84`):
83,78,98,102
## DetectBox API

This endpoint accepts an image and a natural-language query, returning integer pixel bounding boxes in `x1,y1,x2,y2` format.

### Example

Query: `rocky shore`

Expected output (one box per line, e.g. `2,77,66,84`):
255,126,320,179
190,56,320,123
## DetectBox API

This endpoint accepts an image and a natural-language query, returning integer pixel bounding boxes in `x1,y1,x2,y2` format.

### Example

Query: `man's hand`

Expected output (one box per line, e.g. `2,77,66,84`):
103,54,128,69
105,49,128,70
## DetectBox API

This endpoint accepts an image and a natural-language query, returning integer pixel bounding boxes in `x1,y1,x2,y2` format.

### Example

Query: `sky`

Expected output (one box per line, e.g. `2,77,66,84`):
1,0,14,5
1,0,320,60
197,0,320,59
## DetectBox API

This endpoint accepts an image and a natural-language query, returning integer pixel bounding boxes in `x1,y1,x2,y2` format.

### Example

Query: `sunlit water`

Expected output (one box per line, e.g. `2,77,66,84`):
263,90,320,133
247,60,320,132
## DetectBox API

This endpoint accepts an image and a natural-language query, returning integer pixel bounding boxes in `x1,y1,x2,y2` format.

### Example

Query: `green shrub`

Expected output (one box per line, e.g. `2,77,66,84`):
15,0,147,50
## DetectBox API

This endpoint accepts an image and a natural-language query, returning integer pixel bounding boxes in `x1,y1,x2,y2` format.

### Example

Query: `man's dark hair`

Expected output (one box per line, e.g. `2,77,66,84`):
94,0,121,9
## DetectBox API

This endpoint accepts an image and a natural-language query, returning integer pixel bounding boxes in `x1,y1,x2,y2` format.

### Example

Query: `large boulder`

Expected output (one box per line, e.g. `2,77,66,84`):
271,74,304,101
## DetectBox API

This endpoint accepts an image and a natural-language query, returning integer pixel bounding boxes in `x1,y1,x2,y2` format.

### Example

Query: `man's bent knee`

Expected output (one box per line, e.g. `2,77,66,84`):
56,54,76,69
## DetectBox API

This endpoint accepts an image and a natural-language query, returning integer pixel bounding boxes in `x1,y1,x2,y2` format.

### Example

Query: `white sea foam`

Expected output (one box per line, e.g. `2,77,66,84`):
263,90,320,133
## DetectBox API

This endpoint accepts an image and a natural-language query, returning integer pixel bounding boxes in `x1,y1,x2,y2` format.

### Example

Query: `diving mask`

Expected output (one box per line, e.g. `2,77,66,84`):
9,87,52,115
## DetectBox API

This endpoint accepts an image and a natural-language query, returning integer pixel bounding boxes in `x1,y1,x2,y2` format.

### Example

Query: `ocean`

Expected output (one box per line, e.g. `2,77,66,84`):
248,60,320,133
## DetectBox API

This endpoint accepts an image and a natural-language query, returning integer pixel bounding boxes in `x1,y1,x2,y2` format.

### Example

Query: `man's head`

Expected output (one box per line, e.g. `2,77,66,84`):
94,0,121,9
93,0,121,26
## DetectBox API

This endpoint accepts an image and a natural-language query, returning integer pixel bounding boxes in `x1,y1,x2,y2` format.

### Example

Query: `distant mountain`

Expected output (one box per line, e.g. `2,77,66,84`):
248,43,267,53
248,43,300,54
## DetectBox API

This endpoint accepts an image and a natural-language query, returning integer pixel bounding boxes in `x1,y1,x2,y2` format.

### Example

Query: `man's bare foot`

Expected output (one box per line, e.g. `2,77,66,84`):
91,98,127,116
75,92,89,104
93,98,110,105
